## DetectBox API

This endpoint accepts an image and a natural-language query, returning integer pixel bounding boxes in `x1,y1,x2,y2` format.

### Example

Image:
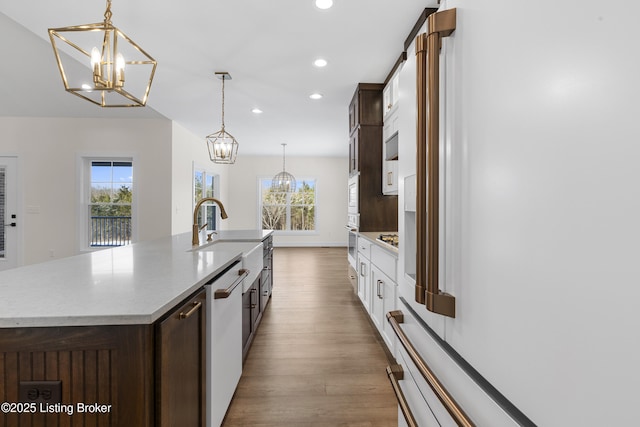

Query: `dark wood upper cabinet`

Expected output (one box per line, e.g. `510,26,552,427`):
348,84,398,232
349,83,384,135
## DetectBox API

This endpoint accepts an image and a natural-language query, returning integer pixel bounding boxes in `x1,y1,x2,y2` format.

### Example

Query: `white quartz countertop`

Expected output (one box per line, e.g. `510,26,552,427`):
209,229,273,241
0,230,272,328
359,231,399,255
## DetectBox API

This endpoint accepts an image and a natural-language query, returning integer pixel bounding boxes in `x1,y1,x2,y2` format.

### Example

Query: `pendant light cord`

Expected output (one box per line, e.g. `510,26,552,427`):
221,76,225,131
282,143,287,171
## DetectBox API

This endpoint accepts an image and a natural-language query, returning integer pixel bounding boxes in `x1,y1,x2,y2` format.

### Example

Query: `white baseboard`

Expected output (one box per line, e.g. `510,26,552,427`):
272,242,347,248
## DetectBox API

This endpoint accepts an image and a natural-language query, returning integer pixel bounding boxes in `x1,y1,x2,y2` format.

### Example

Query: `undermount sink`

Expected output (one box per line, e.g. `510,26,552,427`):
192,241,263,293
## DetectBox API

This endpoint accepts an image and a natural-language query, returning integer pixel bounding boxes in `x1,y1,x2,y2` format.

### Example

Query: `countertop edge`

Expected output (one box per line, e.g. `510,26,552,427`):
358,231,399,255
0,231,264,328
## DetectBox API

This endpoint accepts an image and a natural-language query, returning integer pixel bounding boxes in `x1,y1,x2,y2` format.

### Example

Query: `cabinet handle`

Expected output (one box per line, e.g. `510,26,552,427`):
415,8,457,318
377,279,383,299
360,262,367,277
250,288,257,308
387,171,393,186
386,364,418,427
214,269,249,299
179,301,202,320
387,310,474,426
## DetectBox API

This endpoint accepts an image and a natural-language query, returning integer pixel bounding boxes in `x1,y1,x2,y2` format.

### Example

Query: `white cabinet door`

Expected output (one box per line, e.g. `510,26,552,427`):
371,264,397,352
383,160,398,195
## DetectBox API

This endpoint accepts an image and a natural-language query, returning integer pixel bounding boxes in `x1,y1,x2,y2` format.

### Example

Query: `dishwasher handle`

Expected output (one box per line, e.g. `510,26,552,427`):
214,269,250,299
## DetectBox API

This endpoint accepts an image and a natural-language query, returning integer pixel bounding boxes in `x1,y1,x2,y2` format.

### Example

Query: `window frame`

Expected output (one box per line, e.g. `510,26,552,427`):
257,176,318,235
193,163,220,233
78,154,137,252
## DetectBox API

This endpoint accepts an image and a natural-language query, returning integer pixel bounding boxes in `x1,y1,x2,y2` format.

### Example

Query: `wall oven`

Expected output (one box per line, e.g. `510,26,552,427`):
348,174,358,214
346,174,359,289
346,224,357,268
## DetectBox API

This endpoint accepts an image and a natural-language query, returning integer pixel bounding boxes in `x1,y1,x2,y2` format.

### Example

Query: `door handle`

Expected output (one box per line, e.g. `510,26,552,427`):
4,223,16,227
214,269,249,299
386,364,418,427
387,311,474,426
415,8,457,318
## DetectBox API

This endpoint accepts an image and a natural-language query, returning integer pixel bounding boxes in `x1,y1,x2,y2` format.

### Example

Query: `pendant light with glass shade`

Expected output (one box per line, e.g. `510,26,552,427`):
206,72,239,164
271,144,297,193
48,0,157,107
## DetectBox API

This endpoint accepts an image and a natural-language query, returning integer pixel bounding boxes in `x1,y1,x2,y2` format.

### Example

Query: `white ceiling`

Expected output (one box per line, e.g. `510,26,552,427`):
0,0,437,157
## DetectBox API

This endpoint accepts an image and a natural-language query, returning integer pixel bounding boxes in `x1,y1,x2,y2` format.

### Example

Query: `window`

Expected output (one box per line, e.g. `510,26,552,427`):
88,160,133,247
260,178,316,232
194,168,219,232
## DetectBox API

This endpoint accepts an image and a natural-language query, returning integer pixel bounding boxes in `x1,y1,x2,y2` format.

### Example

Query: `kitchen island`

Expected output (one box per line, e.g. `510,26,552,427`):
0,230,272,427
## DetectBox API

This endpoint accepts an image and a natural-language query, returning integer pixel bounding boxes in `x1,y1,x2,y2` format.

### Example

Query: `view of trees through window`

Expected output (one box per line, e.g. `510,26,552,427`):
261,179,316,231
194,170,217,231
89,161,133,246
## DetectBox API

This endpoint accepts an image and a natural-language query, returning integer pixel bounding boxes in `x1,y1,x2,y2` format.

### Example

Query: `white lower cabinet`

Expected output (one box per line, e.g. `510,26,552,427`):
356,236,398,354
370,264,396,351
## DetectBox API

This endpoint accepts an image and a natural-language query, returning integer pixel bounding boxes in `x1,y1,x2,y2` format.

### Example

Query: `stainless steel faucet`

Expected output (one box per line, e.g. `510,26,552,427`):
192,197,228,246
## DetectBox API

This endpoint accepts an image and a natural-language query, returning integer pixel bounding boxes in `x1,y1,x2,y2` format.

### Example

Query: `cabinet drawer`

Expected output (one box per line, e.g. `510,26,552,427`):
371,245,397,281
358,237,372,259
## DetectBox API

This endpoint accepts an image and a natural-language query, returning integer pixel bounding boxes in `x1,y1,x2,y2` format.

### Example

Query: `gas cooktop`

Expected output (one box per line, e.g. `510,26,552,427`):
377,233,399,248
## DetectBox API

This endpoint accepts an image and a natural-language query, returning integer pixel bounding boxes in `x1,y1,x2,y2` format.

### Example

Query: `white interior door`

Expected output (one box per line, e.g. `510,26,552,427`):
0,157,18,270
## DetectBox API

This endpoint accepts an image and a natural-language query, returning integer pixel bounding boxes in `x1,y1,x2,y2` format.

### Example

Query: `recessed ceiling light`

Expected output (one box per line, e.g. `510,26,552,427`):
313,58,328,68
252,108,263,114
310,93,323,100
315,0,333,10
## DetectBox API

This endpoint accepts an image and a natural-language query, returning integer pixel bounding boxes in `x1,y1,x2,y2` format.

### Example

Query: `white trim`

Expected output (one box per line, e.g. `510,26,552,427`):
257,175,318,232
77,152,138,253
192,161,221,232
0,156,21,269
272,242,347,248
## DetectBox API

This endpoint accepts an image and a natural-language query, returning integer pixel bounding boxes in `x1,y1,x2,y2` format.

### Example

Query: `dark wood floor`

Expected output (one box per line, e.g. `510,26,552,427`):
222,247,397,427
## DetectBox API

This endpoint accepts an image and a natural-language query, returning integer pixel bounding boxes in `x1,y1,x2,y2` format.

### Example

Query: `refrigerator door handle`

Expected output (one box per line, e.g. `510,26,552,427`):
386,364,419,427
415,8,457,318
387,310,475,426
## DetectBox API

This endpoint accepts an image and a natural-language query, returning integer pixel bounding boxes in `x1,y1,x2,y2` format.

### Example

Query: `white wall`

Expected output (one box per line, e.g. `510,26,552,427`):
0,116,348,265
226,155,348,247
0,117,172,265
170,122,231,235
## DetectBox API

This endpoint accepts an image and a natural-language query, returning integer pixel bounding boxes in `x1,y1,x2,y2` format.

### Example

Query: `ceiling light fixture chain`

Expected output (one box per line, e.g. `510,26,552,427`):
220,74,226,131
104,0,113,24
282,142,287,172
205,72,239,164
271,143,297,193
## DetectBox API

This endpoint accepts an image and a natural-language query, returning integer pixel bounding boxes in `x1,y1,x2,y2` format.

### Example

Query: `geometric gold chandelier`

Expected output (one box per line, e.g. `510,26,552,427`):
206,72,239,164
48,0,157,107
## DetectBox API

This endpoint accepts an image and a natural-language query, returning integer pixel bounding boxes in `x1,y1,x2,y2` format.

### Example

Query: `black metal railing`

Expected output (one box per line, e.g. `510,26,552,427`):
90,216,132,247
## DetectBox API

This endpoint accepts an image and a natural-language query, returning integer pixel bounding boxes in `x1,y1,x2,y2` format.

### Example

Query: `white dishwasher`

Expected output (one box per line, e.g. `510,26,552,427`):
205,260,249,427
